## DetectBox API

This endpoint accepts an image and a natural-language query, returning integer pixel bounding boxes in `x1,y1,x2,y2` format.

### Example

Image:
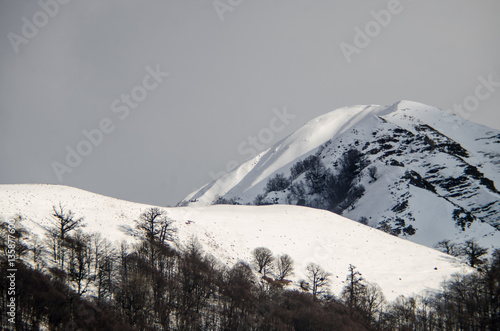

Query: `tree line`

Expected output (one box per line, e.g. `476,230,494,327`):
0,206,370,330
1,206,499,330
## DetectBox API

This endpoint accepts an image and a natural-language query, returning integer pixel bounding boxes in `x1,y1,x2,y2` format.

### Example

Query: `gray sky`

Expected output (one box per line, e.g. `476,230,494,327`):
1,0,499,206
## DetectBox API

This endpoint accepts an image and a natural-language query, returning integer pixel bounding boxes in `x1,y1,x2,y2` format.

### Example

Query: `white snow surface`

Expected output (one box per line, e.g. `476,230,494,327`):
1,183,470,301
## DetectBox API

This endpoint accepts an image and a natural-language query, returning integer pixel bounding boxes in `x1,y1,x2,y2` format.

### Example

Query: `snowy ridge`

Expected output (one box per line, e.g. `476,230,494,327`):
183,101,500,251
182,104,388,205
1,184,469,301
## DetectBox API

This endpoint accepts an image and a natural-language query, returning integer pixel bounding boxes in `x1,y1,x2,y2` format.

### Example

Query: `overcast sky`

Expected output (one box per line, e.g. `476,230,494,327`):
1,0,499,206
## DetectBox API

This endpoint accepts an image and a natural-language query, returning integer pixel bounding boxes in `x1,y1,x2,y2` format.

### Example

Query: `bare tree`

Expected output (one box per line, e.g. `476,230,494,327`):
0,215,29,261
136,208,176,244
360,282,385,321
342,264,366,310
252,247,274,275
306,263,331,298
96,237,117,302
66,230,92,294
275,254,294,281
135,207,176,266
434,240,462,257
49,203,83,268
462,239,488,268
30,234,46,270
51,203,83,241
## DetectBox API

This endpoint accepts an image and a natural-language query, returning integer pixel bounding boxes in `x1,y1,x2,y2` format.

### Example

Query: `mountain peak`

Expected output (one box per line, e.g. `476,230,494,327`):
182,101,500,252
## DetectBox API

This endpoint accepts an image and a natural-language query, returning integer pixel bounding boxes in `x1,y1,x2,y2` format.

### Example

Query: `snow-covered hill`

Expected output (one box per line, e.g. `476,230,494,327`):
182,101,500,251
1,184,469,300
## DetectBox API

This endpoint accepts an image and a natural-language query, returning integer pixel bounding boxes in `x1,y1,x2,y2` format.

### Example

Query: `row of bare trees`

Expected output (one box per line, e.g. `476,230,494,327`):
376,252,500,330
250,244,500,330
1,205,499,330
435,239,489,268
251,246,332,298
1,206,373,329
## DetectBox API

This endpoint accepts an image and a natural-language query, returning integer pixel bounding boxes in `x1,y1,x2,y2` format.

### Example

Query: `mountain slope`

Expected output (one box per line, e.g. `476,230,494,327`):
182,104,391,206
1,184,469,300
182,101,500,250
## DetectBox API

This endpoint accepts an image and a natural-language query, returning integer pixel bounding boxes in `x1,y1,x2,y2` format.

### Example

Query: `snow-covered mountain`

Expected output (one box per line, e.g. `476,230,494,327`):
181,101,500,251
1,184,469,300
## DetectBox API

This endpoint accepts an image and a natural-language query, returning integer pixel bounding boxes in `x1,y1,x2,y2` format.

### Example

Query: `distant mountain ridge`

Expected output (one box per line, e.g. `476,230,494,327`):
181,101,500,250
